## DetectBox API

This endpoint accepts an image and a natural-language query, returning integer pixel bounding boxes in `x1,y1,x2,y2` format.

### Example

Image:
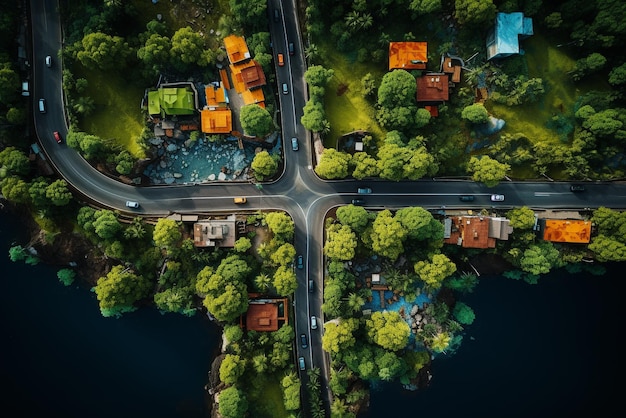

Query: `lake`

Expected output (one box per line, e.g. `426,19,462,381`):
1,209,623,418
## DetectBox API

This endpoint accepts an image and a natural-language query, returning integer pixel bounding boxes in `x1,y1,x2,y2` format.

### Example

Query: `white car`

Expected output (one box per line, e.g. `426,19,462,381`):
490,194,505,202
45,55,52,67
125,201,139,208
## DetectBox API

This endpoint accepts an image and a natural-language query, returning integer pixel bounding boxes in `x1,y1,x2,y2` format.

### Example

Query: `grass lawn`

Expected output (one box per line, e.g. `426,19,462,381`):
78,70,146,158
247,374,291,418
320,44,387,147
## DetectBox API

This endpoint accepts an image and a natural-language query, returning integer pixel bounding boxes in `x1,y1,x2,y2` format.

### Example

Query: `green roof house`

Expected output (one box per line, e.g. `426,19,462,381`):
148,83,199,117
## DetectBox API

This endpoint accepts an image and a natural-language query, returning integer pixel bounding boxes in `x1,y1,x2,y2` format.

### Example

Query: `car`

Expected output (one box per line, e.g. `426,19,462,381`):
308,279,314,293
288,42,294,55
53,131,62,144
351,198,365,205
459,195,474,202
570,184,586,192
296,254,304,269
282,83,288,94
310,316,317,330
21,81,29,97
234,197,247,204
273,8,280,22
490,194,505,202
45,55,52,67
38,98,46,113
277,53,284,66
300,333,308,348
357,187,372,194
298,356,305,371
291,137,298,151
125,201,139,208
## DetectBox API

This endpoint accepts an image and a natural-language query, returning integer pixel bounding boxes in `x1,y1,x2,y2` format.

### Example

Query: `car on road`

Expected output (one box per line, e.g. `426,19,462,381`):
234,197,247,204
291,137,298,151
357,187,372,194
308,279,314,293
277,53,284,66
298,356,305,371
311,316,317,330
570,184,586,192
125,201,139,208
459,195,474,202
490,194,505,202
53,131,62,144
282,83,288,94
273,8,280,22
300,333,308,349
296,254,304,269
351,198,365,205
45,55,52,67
288,42,294,55
38,98,46,113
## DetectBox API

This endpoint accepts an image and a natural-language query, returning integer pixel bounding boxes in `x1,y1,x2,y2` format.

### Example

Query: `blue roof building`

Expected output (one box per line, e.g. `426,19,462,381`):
486,12,533,61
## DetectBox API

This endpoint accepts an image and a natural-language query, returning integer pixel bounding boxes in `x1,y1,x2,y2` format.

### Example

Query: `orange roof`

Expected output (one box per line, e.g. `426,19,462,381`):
240,60,266,90
543,219,591,243
242,89,265,107
205,84,227,108
223,34,250,64
444,216,495,248
246,303,279,332
230,63,247,93
389,42,427,70
416,73,449,103
200,108,232,134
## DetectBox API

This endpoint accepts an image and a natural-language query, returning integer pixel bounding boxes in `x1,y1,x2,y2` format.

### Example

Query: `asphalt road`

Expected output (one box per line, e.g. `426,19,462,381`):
29,0,626,416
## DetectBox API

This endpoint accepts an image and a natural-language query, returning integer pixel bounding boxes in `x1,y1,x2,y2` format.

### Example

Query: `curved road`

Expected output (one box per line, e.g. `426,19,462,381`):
30,0,626,416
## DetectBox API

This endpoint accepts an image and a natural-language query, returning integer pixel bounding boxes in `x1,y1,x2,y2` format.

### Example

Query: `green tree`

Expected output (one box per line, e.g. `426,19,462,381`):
589,235,626,262
270,242,296,266
366,311,410,351
396,207,443,241
233,237,252,253
321,318,359,356
240,104,274,137
153,218,182,251
454,0,496,26
519,242,561,275
429,331,451,353
220,354,246,385
377,69,417,108
282,372,301,411
94,265,152,317
92,210,122,240
218,386,248,418
315,148,351,179
6,107,26,125
273,265,298,295
461,103,489,124
467,155,510,187
76,32,130,71
304,65,334,87
351,151,380,179
57,268,76,286
203,278,249,322
453,302,475,325
45,179,72,206
0,62,19,103
324,224,358,261
265,211,295,240
335,204,369,233
414,107,432,128
254,272,272,293
301,99,330,133
370,209,406,261
250,150,278,180
0,147,30,176
414,253,457,289
1,176,29,203
409,0,442,15
170,27,209,68
137,33,171,74
507,206,536,229
377,143,411,181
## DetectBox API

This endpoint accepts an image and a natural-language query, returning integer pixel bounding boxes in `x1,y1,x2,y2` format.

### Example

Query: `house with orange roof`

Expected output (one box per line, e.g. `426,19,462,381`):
444,215,502,249
241,297,289,332
223,34,267,110
223,34,251,64
389,41,427,70
200,108,232,134
542,219,591,243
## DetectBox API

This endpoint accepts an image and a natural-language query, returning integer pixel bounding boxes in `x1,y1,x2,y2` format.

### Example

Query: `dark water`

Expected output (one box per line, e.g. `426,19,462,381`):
363,263,625,417
0,211,220,418
2,210,625,418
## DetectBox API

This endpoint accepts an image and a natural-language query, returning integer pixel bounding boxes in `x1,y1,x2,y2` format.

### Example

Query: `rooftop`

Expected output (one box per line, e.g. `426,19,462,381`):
389,41,428,70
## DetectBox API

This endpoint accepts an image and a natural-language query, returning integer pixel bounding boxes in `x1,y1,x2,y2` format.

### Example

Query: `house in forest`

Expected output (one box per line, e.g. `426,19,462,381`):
486,12,534,60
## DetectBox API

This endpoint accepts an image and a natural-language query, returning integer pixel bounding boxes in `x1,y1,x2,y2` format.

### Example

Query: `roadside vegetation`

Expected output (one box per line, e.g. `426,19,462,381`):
303,0,626,183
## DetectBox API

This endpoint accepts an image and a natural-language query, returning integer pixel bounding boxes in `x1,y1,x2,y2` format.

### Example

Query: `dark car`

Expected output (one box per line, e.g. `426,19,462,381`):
298,356,305,371
288,42,294,55
570,184,586,192
351,198,365,205
300,333,308,349
53,131,62,144
308,279,314,293
273,9,280,22
296,255,304,269
459,195,474,202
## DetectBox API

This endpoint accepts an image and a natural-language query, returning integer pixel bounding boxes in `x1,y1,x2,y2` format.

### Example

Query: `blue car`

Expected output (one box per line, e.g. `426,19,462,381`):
296,255,304,269
291,137,299,151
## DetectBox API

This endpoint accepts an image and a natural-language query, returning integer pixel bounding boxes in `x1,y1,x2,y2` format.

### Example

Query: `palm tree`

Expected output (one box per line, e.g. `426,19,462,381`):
73,96,95,115
254,273,272,292
346,292,365,313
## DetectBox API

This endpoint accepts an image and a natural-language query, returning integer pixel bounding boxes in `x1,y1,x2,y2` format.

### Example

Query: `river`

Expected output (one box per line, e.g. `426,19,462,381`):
1,210,623,417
